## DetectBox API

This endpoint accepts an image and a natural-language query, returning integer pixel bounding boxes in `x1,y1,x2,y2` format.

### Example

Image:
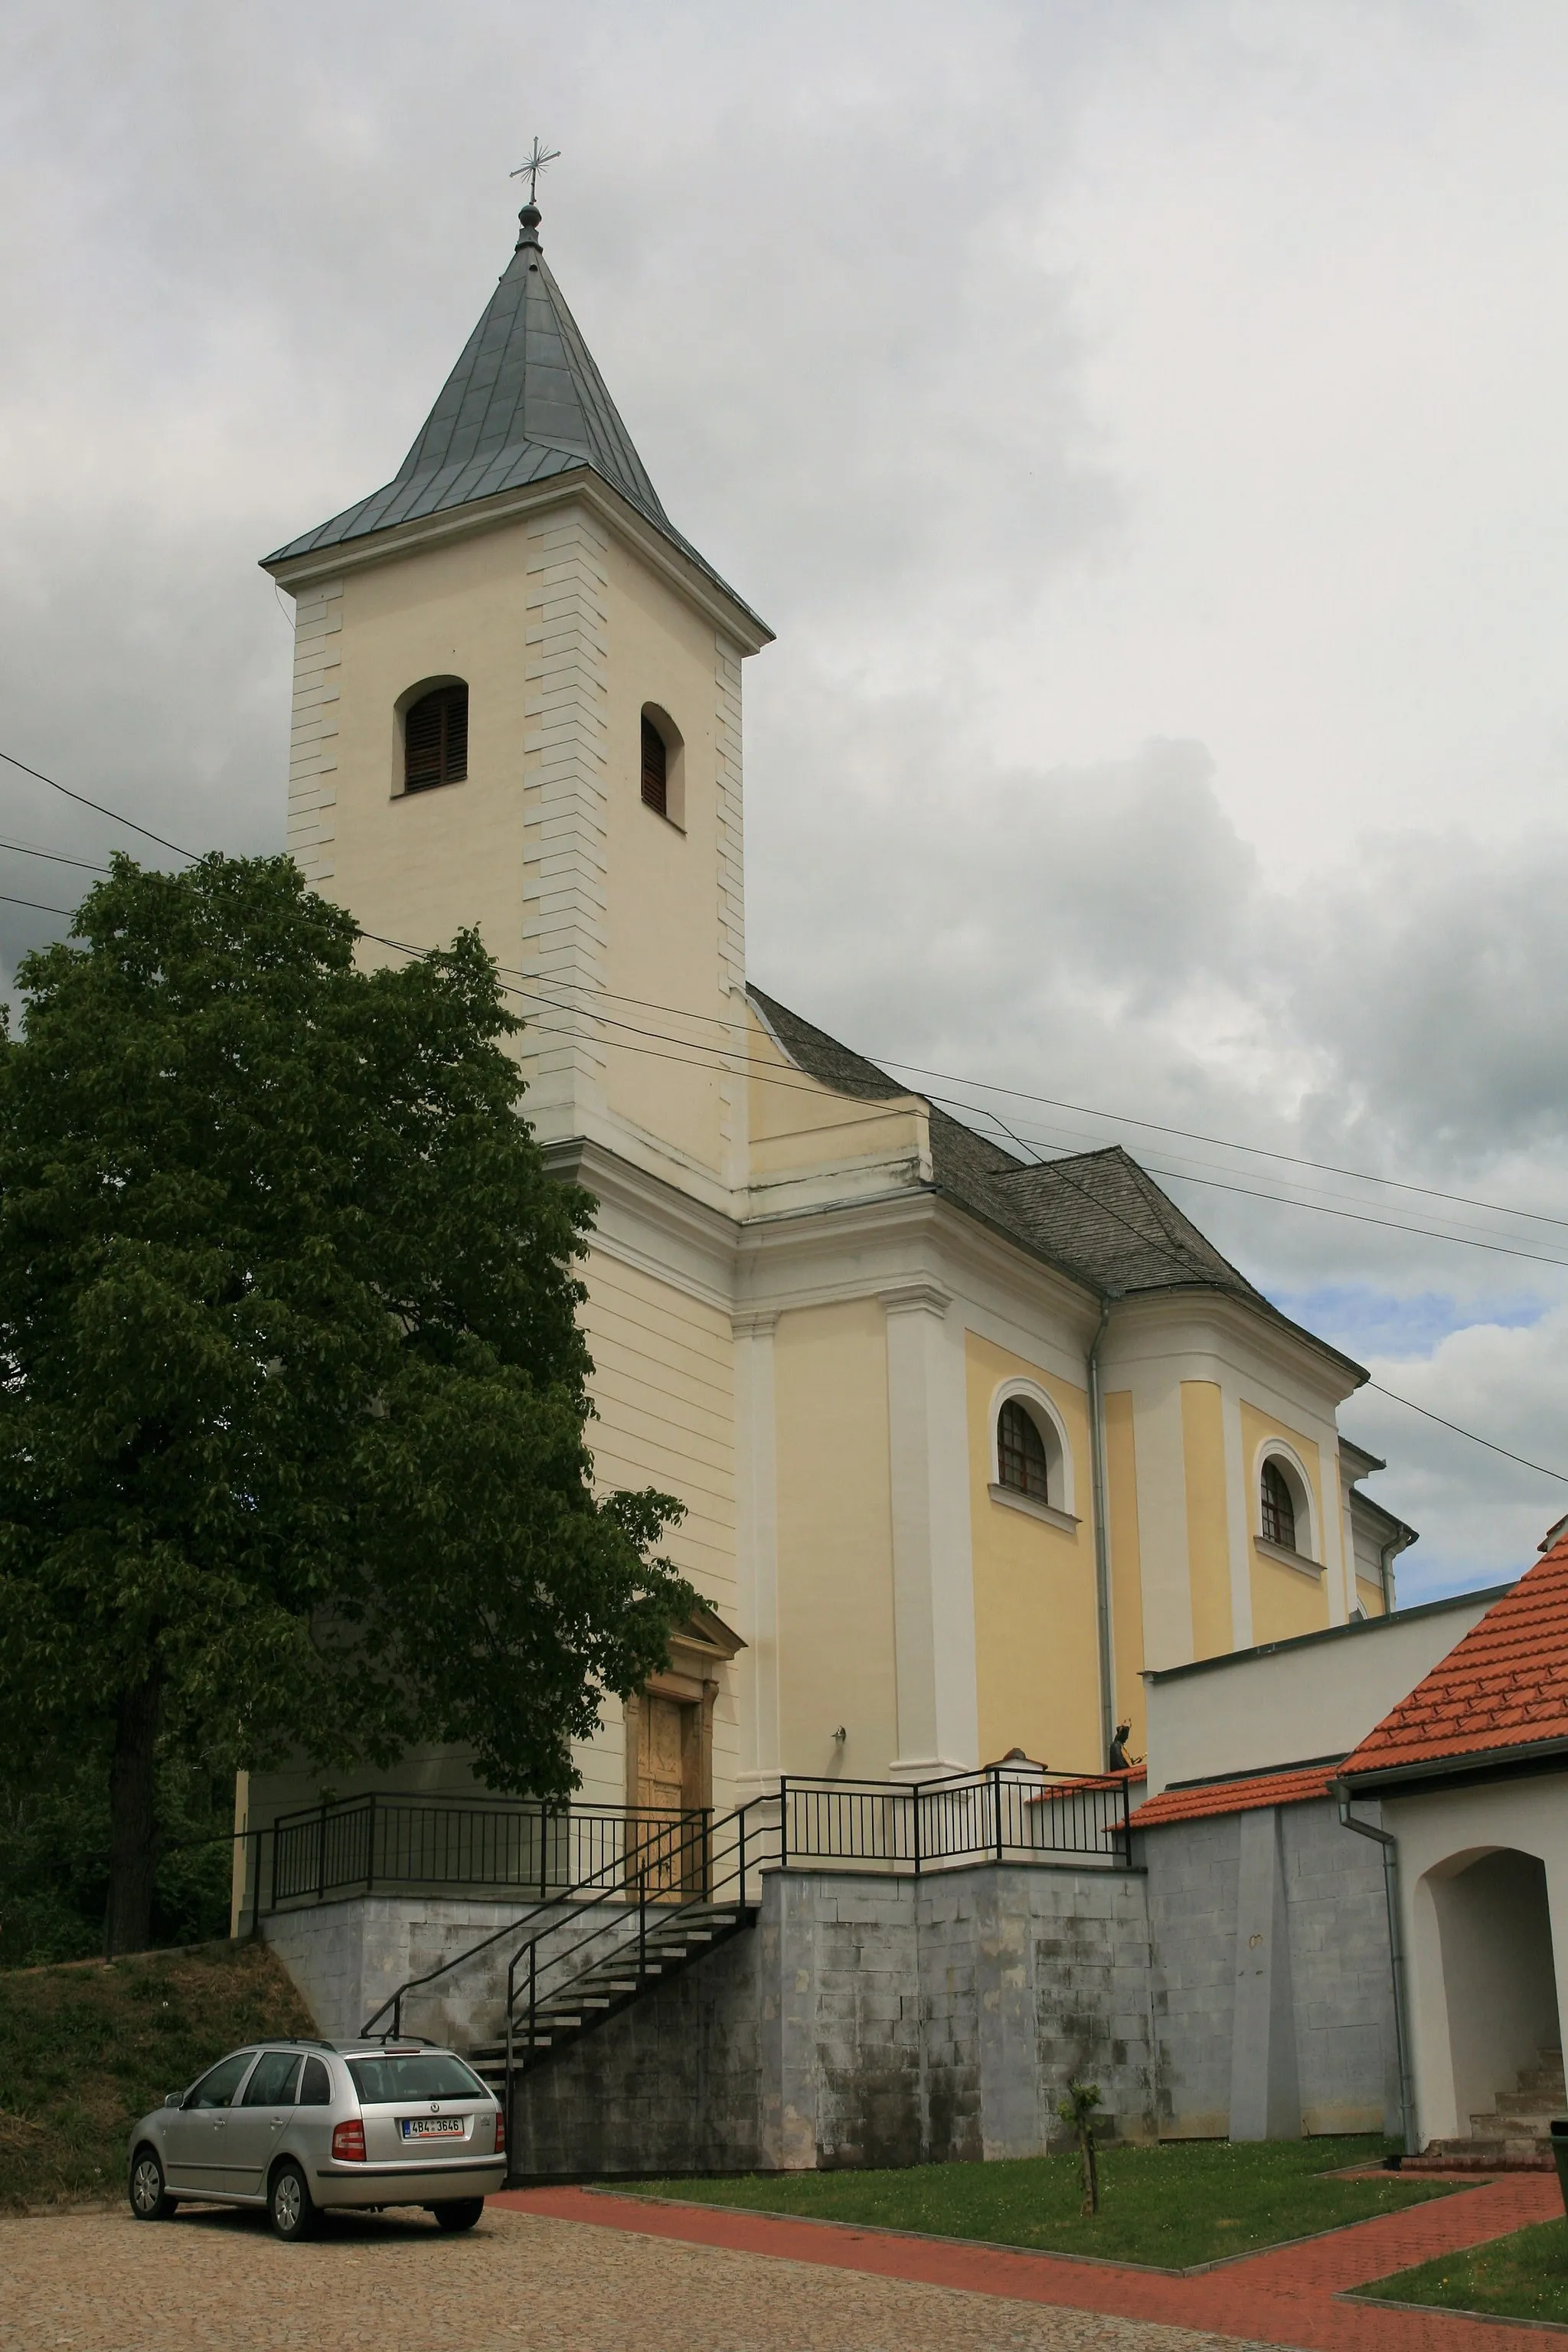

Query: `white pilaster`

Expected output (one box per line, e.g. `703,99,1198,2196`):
1222,1385,1255,1651
881,1282,979,1776
520,505,610,1139
286,580,341,884
733,1310,780,1795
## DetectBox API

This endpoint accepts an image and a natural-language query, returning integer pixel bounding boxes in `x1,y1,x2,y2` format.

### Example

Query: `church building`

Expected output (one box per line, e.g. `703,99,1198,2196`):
251,194,1414,1851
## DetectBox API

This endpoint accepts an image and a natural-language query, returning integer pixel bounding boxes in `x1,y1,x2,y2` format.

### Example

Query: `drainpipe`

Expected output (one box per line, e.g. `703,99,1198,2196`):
1087,1301,1116,1766
1377,1534,1400,1619
1334,1780,1418,2157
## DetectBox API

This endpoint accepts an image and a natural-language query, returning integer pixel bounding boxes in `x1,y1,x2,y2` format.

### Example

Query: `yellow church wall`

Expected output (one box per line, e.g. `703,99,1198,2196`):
598,534,743,1178
1357,1576,1388,1618
1240,1400,1332,1647
1104,1389,1147,1757
964,1332,1101,1776
1180,1381,1233,1661
309,521,535,974
578,1246,739,1808
772,1298,900,1782
745,1006,928,1186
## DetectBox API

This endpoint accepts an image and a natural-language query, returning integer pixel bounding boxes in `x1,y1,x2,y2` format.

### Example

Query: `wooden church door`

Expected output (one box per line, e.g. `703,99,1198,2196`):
634,1690,701,1896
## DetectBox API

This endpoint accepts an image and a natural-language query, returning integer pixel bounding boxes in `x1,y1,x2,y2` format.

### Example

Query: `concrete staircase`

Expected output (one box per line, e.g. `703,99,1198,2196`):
1417,2045,1564,2170
466,1897,755,2089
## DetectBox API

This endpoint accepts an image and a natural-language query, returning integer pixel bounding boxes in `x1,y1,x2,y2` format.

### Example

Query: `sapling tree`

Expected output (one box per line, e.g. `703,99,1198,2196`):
1058,2079,1102,2216
0,854,694,1954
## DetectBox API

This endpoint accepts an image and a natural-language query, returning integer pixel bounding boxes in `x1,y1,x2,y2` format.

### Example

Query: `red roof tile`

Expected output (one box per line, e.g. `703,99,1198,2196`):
1129,1763,1337,1830
1341,1534,1568,1783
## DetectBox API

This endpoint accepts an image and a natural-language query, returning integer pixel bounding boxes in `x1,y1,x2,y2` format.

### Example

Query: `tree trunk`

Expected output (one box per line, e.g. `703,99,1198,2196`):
104,1676,162,1956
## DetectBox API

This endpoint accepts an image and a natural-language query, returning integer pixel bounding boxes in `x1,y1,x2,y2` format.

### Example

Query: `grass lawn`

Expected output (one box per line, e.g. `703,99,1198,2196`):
1356,2215,1568,2324
0,1939,315,2210
639,2137,1461,2270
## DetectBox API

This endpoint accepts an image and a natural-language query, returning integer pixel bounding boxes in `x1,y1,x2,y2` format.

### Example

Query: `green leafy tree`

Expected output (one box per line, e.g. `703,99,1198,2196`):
0,854,694,1954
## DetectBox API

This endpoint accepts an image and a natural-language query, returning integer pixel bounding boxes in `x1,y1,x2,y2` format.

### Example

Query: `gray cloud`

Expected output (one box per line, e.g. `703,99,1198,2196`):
6,0,1568,1592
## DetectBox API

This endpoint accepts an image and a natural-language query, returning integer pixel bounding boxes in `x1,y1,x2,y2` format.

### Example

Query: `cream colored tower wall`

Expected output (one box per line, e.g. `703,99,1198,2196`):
965,1331,1100,1774
771,1298,900,1782
577,1243,739,1809
595,533,749,1195
295,522,534,975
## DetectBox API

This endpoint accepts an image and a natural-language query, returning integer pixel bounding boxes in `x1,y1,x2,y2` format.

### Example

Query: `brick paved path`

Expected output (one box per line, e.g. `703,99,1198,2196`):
0,2203,1278,2352
500,2173,1568,2351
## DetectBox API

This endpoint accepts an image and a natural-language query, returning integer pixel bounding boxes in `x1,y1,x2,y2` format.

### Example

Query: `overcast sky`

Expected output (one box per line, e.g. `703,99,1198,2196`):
6,0,1568,1599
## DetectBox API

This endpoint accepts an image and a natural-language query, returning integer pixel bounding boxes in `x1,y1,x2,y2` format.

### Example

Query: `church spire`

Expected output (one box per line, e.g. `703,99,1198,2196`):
267,194,687,570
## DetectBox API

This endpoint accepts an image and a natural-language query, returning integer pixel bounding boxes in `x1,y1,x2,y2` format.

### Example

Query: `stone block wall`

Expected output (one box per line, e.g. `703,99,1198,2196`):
1142,1798,1396,2139
263,1809,1398,2174
512,1860,1158,2177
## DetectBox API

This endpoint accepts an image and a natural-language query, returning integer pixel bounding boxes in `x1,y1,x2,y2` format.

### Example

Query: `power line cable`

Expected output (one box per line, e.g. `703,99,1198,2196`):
10,777,1568,1269
1363,1383,1568,1486
4,805,1563,1492
0,838,113,874
0,747,198,861
0,890,76,918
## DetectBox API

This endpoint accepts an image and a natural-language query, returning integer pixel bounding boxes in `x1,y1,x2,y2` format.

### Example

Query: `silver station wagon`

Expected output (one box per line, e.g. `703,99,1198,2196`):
127,2039,506,2240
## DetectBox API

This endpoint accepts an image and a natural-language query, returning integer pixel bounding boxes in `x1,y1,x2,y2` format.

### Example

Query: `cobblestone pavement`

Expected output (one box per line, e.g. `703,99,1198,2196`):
2,2204,1278,2352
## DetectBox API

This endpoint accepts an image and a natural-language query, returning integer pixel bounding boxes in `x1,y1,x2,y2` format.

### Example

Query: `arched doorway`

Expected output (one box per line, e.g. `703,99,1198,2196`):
1427,1847,1562,2141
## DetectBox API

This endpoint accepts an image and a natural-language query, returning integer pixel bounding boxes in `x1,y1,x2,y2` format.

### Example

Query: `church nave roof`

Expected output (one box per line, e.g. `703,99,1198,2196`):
748,985,1361,1374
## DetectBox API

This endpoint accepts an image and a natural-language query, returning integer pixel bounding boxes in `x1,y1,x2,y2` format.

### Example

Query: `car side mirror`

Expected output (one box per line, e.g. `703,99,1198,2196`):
165,2092,181,2107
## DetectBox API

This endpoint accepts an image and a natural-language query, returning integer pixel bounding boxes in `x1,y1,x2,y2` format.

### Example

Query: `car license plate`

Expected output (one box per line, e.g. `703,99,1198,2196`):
400,2116,465,2141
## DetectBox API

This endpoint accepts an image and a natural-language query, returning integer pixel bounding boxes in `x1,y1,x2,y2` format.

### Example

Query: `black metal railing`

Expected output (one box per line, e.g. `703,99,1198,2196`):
266,1793,708,1912
353,1766,1138,2075
779,1766,1135,1873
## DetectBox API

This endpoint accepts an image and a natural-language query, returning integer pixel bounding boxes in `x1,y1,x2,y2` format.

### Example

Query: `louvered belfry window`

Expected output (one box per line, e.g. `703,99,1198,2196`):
403,683,469,792
998,1400,1050,1505
641,714,668,816
1260,1459,1296,1550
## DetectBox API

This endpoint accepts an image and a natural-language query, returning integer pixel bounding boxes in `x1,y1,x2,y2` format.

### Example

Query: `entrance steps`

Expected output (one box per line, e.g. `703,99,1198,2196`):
464,1900,756,2088
1412,2044,1564,2171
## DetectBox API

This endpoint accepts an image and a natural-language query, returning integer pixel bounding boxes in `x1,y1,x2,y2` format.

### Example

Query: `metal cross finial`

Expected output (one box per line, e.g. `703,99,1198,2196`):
511,139,560,207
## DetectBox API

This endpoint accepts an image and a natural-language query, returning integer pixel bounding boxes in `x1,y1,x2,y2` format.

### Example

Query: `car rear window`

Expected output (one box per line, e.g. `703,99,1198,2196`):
299,2055,332,2105
346,2054,488,2105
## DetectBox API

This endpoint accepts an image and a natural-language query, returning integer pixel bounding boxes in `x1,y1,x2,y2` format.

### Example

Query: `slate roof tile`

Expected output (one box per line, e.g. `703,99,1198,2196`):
263,211,766,635
748,985,1362,1351
1341,1534,1568,1783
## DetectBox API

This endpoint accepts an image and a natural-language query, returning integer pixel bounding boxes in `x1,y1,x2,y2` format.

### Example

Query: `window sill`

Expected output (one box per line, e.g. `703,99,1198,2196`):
1254,1536,1322,1578
988,1485,1079,1536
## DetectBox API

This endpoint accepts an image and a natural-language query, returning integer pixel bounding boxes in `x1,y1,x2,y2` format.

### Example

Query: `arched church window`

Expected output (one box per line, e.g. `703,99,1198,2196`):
1260,1459,1296,1550
403,682,468,792
641,713,668,816
997,1399,1050,1505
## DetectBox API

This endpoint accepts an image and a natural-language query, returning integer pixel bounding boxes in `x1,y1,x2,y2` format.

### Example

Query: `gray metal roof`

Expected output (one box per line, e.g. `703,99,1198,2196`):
748,985,1364,1374
263,208,767,633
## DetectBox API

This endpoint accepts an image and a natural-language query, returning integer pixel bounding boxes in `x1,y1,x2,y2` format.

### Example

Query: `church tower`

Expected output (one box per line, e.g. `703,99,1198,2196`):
263,200,773,1214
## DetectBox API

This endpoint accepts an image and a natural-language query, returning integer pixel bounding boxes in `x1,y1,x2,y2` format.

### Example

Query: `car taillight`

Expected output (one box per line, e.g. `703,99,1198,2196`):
332,2118,366,2162
493,2105,505,2154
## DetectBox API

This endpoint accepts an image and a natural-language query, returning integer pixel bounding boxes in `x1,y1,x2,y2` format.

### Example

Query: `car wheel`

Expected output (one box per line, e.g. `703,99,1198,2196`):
129,2148,176,2221
268,2160,316,2242
432,2198,485,2232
